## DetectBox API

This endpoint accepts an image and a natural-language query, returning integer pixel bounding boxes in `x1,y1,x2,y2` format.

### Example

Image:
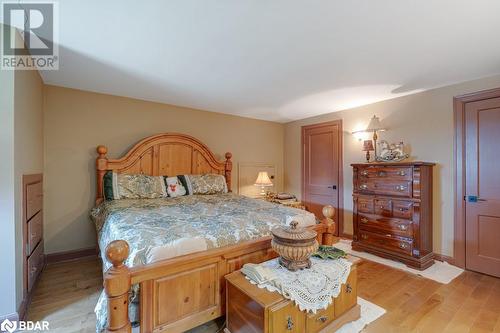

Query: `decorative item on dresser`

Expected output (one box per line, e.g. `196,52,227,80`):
362,140,374,162
21,174,44,318
352,162,435,270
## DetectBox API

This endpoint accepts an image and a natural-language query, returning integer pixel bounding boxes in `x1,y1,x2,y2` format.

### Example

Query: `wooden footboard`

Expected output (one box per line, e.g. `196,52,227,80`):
104,207,336,333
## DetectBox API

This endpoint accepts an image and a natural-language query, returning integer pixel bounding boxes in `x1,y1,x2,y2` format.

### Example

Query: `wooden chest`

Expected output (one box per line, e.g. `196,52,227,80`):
225,257,360,333
351,162,435,270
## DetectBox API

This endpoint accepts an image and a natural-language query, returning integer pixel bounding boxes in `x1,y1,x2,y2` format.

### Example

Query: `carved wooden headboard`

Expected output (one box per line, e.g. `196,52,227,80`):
95,133,232,204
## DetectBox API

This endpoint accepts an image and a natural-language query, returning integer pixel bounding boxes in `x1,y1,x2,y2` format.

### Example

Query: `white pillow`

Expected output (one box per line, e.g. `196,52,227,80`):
165,176,186,197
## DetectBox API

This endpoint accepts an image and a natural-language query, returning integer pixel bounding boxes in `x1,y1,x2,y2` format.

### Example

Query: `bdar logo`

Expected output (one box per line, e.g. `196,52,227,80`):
0,318,17,333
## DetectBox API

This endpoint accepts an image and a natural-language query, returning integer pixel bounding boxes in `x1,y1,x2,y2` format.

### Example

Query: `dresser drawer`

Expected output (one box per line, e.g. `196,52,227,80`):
27,211,43,255
393,201,413,219
357,197,374,214
26,182,43,220
334,267,357,317
358,166,412,180
358,214,413,238
358,230,413,256
358,179,412,197
374,198,392,217
269,301,305,333
306,304,335,332
27,242,44,292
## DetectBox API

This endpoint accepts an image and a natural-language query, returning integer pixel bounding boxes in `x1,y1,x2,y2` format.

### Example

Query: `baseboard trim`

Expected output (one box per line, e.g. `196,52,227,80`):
46,247,98,264
0,311,19,322
433,253,455,265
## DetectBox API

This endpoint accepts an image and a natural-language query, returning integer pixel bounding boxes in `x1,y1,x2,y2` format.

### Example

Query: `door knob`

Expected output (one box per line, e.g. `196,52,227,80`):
327,185,337,190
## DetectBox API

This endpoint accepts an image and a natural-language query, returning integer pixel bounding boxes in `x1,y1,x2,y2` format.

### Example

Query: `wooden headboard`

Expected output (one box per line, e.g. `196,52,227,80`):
95,133,232,204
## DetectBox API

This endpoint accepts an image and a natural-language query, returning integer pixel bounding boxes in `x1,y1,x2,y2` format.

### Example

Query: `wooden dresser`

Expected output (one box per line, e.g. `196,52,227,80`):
225,257,360,333
23,174,44,295
352,162,434,270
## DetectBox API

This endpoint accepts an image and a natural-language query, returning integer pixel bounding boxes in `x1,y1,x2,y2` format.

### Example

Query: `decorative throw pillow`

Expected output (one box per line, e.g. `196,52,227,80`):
177,175,193,195
103,171,167,199
165,176,187,197
188,174,228,195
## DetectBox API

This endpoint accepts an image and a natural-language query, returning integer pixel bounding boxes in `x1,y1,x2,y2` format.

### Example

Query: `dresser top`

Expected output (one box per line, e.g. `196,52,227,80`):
351,161,435,167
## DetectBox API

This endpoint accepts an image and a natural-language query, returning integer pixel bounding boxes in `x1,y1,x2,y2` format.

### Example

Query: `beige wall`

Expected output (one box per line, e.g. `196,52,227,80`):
0,39,17,317
43,85,285,253
284,74,500,257
14,64,44,307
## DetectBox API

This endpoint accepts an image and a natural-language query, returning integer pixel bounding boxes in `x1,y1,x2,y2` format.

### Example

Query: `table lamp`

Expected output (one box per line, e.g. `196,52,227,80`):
352,115,387,158
362,140,374,162
254,171,273,196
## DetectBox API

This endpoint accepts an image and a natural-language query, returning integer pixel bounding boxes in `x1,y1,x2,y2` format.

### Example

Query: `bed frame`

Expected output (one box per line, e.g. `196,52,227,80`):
95,133,336,333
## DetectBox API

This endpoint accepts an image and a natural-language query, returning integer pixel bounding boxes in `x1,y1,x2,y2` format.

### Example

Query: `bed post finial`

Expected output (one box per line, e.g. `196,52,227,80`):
321,205,336,245
96,145,109,205
225,152,233,192
104,240,131,333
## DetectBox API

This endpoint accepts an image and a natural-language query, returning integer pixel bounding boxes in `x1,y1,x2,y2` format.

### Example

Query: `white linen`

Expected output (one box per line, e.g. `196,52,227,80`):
146,237,208,263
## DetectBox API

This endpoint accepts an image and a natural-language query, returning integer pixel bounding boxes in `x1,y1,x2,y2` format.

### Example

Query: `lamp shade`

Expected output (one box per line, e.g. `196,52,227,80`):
365,115,386,132
362,140,374,151
255,171,273,186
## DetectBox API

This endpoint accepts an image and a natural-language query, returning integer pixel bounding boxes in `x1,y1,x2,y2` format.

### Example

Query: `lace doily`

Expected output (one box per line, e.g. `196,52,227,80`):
246,257,352,313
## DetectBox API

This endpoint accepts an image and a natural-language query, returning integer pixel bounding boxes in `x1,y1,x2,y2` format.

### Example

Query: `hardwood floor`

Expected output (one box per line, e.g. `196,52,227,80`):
27,257,500,332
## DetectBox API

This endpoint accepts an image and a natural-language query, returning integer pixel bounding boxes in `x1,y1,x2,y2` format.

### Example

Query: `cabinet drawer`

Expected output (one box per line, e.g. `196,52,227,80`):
269,301,305,333
26,182,43,220
358,166,412,180
358,214,413,238
393,201,413,219
334,267,357,317
27,211,43,255
27,242,44,292
357,197,374,214
359,230,412,256
358,179,412,197
374,198,393,217
306,304,335,332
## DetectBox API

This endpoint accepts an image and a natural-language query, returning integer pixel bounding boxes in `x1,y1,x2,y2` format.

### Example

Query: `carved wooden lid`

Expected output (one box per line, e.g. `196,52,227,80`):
272,220,317,244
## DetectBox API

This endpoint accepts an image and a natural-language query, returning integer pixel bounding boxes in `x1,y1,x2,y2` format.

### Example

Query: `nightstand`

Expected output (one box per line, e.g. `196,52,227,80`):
262,193,306,210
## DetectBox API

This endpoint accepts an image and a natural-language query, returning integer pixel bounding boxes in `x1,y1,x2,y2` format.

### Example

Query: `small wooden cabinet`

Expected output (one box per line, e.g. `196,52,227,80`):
23,174,44,295
225,257,360,333
352,162,435,270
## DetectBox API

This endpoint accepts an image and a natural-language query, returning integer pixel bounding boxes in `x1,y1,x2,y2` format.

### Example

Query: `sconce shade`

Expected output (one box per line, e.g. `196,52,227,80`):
362,140,374,152
255,171,273,186
365,115,386,132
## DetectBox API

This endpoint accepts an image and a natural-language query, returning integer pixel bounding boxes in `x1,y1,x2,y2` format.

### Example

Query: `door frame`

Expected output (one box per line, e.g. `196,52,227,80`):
301,120,344,237
453,87,500,269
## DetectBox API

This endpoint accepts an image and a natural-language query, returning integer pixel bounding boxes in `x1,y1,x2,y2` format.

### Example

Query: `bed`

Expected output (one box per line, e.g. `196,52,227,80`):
93,133,336,333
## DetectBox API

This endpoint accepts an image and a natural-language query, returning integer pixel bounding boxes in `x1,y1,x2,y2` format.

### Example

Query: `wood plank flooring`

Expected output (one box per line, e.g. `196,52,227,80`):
27,257,500,332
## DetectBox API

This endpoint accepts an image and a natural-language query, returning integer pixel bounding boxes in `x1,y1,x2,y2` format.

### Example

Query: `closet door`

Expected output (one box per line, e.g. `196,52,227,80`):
302,120,342,234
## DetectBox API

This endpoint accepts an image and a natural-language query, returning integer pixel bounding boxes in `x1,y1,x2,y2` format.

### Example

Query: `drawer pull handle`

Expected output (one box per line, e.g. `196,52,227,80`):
399,207,409,211
397,170,407,176
399,242,409,249
395,185,407,191
286,316,294,330
360,217,368,223
317,316,328,323
360,170,369,176
359,184,368,190
346,283,353,293
361,234,368,239
398,224,408,231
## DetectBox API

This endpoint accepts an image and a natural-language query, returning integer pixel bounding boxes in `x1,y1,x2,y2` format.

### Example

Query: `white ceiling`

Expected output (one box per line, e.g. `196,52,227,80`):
13,1,500,122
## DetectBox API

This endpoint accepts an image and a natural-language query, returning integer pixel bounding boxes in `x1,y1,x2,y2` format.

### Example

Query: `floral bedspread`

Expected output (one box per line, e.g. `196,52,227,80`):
90,193,317,332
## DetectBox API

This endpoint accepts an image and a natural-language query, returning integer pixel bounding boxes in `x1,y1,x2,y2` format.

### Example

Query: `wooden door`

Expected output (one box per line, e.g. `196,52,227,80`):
302,121,342,235
465,97,500,277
